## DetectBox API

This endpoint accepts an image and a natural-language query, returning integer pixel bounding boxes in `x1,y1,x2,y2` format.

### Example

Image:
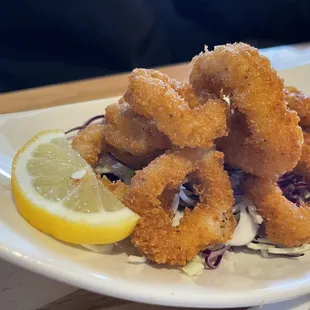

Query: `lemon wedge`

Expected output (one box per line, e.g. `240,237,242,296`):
11,130,139,244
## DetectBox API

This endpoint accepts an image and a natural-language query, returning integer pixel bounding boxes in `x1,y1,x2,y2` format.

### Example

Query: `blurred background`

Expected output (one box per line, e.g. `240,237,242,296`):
0,0,309,93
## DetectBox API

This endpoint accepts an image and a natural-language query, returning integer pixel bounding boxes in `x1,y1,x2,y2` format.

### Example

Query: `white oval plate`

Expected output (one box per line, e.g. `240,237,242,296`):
0,64,309,309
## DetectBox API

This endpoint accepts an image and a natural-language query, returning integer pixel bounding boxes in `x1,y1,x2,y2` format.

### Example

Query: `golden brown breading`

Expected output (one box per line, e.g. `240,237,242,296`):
294,131,310,182
71,124,105,167
285,86,310,127
106,144,161,170
244,175,310,247
190,43,303,180
101,176,128,201
124,150,235,265
104,102,170,156
124,69,228,148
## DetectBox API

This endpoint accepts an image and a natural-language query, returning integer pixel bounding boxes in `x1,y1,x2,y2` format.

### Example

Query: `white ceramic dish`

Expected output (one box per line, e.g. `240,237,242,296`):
0,64,309,309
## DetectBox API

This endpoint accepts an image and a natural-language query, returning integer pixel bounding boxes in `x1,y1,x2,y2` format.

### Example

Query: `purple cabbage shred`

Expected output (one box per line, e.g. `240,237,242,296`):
202,246,230,269
278,172,310,207
65,126,86,135
82,115,105,127
65,114,105,135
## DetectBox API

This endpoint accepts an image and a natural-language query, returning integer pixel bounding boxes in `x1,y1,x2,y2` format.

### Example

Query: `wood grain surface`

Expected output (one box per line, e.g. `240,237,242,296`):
0,43,310,115
0,63,190,114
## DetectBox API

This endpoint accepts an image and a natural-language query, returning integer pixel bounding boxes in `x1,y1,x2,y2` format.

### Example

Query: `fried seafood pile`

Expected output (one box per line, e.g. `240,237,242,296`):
71,43,310,267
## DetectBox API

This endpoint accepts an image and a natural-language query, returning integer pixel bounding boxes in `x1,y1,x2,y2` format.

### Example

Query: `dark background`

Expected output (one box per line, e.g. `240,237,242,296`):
0,0,309,93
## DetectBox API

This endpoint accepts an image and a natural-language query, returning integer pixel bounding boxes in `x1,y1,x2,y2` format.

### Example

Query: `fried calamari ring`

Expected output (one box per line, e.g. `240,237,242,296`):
106,144,161,170
126,68,203,109
124,149,235,265
285,86,310,127
101,176,128,201
124,69,228,148
294,131,310,182
71,120,154,170
104,102,170,156
71,124,105,167
190,43,303,179
215,111,295,181
244,175,310,247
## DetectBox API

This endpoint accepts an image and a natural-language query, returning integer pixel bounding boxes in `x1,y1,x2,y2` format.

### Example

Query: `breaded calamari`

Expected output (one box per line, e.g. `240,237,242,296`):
104,102,170,156
124,149,235,265
190,43,303,180
244,175,310,247
285,86,310,127
124,69,229,149
294,131,310,182
71,124,105,167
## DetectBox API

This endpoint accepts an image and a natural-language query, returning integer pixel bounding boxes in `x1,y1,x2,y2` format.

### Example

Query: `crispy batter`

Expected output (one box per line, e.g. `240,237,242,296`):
294,131,310,182
285,86,310,127
125,68,202,109
244,175,310,247
101,165,178,210
104,102,170,156
124,69,228,148
118,97,125,104
71,124,105,167
106,144,160,170
101,176,128,201
124,149,235,265
190,43,303,179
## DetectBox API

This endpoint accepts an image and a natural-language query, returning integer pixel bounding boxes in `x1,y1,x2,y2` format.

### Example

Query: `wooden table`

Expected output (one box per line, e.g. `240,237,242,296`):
1,43,310,115
0,43,309,310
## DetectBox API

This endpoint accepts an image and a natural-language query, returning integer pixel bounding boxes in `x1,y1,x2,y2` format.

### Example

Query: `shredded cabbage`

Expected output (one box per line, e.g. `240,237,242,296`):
95,154,135,184
248,241,310,257
179,186,197,206
229,206,259,246
171,187,181,214
181,255,205,276
172,210,184,227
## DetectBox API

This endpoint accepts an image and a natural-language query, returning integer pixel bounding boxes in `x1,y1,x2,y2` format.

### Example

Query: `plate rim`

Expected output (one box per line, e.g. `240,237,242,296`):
2,243,310,309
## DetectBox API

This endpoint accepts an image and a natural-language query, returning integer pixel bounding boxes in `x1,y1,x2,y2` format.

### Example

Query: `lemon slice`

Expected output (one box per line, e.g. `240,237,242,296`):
11,130,139,244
